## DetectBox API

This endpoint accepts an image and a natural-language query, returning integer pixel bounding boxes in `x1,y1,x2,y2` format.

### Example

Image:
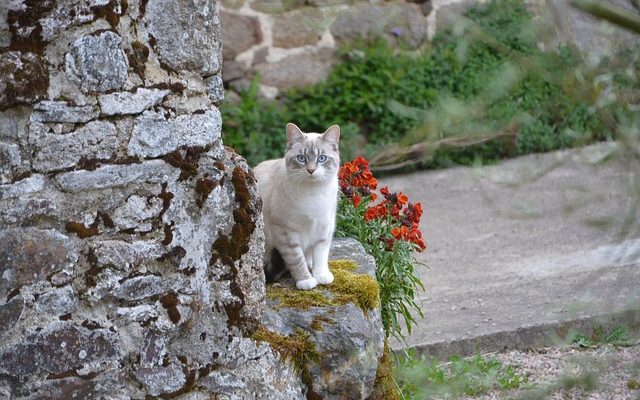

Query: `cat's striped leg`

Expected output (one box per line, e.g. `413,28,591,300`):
311,239,334,285
277,241,317,290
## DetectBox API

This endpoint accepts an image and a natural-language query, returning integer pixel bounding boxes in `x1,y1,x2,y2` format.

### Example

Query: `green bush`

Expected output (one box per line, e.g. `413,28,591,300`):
222,0,618,167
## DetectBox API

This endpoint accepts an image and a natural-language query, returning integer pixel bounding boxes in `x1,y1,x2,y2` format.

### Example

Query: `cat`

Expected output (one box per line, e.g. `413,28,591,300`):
253,123,340,290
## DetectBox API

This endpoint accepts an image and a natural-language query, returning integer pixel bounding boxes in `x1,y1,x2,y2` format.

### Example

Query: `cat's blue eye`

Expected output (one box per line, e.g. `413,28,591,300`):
296,154,306,163
317,155,327,163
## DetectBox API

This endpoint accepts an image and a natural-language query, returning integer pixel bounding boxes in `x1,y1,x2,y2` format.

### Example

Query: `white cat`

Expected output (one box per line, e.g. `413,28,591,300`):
253,123,340,290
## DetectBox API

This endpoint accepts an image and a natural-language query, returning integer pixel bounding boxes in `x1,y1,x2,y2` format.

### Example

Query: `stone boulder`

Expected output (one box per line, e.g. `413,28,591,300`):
258,238,386,400
330,2,429,49
252,48,335,90
272,8,326,49
220,11,263,60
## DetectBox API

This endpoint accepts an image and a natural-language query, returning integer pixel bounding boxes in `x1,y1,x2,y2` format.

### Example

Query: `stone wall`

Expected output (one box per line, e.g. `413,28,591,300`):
0,3,385,398
0,0,300,398
220,0,640,98
220,0,440,97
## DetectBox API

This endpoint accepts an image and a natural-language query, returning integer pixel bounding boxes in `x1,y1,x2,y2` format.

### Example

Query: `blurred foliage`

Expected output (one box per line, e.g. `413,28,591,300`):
396,350,527,399
571,324,631,347
221,0,640,169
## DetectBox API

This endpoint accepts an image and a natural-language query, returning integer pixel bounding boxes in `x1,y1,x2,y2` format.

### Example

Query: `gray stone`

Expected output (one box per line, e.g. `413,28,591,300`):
31,120,119,172
0,228,78,299
128,109,222,158
31,101,98,123
0,297,24,334
0,106,30,141
252,49,335,90
133,362,186,396
145,0,222,75
222,60,246,82
55,160,179,192
98,88,171,116
0,142,20,183
330,2,429,49
0,51,49,110
65,31,129,93
0,174,46,199
205,75,224,104
0,322,121,376
249,0,306,14
112,275,168,301
220,11,262,59
93,240,166,269
36,286,79,316
272,8,326,48
112,195,164,232
0,197,58,226
262,238,384,400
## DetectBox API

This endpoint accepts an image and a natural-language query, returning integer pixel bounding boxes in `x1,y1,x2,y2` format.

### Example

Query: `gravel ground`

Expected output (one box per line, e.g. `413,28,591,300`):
464,344,640,400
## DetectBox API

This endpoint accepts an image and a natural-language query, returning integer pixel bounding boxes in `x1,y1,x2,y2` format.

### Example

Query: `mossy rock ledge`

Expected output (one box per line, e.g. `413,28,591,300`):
256,238,385,400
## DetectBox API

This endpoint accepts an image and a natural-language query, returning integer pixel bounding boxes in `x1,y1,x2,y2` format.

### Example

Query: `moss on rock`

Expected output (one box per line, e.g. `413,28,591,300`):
328,259,380,312
265,259,380,313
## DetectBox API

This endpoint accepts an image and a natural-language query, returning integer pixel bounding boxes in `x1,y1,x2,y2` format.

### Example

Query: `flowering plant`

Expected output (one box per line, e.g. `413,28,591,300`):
336,157,425,341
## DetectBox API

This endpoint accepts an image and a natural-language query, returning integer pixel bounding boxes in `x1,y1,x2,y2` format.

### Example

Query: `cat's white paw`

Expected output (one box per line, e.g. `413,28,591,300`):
296,277,318,290
314,271,334,285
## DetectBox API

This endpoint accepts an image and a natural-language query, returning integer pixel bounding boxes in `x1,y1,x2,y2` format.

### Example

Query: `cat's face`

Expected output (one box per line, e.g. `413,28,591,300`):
284,123,340,184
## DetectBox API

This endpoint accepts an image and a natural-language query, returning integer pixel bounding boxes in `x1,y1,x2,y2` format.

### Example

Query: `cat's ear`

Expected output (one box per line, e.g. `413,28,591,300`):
322,125,340,150
286,123,304,148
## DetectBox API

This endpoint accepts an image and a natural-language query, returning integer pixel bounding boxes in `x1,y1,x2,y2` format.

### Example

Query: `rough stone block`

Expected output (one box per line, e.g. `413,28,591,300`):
128,109,222,158
0,322,120,376
249,0,306,14
330,2,429,49
55,160,179,192
36,286,79,316
220,11,262,59
31,101,98,123
0,51,49,110
0,228,78,299
133,362,186,396
31,120,119,172
93,240,166,269
65,31,129,93
0,174,46,200
0,142,20,184
112,275,168,301
0,297,25,334
252,49,335,90
272,8,326,49
98,88,170,116
261,238,384,400
205,75,224,104
112,195,164,232
0,197,58,226
145,0,222,75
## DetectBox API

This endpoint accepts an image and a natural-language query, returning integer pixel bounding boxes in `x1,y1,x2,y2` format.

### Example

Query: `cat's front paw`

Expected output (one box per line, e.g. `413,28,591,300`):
314,271,334,285
296,277,318,290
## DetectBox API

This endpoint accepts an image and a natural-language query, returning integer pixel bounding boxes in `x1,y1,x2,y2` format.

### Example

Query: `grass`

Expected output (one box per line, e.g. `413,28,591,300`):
396,350,528,399
570,324,632,347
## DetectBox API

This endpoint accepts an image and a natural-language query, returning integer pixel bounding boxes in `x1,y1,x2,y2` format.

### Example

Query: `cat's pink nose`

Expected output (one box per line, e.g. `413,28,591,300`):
306,168,316,175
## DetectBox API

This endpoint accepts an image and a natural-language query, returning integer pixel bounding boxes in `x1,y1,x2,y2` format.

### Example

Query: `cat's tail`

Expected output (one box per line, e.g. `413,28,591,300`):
264,248,290,283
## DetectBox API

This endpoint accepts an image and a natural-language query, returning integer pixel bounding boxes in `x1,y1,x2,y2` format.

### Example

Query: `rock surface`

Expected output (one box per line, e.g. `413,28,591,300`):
262,238,385,400
0,0,317,398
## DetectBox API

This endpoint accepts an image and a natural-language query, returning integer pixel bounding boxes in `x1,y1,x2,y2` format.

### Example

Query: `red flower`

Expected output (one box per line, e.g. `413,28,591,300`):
353,195,362,207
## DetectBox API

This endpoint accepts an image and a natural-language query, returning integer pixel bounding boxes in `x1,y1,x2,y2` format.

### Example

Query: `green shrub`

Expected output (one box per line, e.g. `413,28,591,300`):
222,0,623,168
